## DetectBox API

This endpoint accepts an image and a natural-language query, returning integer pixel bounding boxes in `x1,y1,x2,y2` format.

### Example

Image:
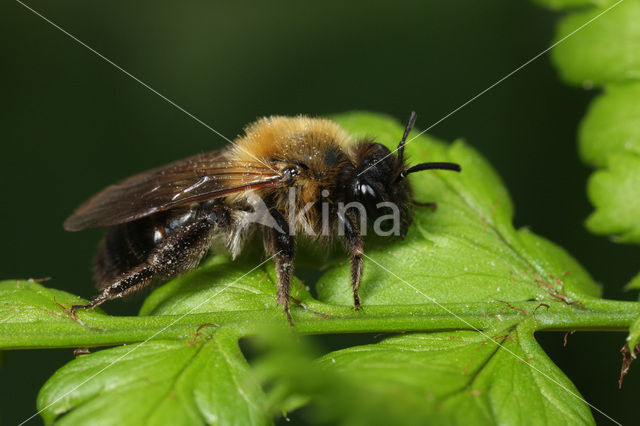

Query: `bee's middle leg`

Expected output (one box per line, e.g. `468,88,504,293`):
263,209,295,324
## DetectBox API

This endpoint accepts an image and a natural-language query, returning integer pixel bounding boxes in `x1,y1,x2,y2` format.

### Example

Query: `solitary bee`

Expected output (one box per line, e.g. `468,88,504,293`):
65,112,461,322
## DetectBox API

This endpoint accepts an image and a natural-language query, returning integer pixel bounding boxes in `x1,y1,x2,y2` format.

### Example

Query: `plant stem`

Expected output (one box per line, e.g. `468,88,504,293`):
2,298,637,349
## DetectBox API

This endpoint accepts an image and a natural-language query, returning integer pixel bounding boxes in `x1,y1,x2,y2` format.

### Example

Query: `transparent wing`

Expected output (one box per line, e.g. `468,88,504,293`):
64,150,281,231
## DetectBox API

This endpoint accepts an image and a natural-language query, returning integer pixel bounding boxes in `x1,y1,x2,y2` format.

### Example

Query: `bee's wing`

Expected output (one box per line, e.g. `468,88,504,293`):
64,150,282,231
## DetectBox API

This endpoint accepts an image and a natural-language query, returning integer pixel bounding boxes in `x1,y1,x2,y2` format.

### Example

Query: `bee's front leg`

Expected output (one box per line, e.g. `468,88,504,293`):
263,209,296,325
341,211,364,310
413,200,437,211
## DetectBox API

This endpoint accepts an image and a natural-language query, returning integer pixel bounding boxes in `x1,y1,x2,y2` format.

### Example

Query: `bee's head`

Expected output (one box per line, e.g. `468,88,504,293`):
348,112,461,236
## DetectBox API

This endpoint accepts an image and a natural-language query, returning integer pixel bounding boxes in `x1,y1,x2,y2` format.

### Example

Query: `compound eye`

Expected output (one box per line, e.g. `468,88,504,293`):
358,182,376,198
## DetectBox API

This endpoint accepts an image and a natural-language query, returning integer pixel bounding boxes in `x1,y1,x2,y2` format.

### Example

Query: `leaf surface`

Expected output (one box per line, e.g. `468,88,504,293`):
37,329,270,425
551,1,640,87
317,329,594,426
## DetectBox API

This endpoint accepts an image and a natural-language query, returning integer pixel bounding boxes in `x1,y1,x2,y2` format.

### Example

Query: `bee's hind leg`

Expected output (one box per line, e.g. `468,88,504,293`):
71,294,111,316
263,209,296,325
72,208,221,316
71,265,155,316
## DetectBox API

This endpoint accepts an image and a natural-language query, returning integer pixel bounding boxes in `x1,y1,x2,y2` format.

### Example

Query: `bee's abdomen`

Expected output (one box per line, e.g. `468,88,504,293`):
94,217,157,287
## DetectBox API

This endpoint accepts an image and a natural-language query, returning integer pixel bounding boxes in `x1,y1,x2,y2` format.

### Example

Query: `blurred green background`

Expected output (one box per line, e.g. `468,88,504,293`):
2,0,639,424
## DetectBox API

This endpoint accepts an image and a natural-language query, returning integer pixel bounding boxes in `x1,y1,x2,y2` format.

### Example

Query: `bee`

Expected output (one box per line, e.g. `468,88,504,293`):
64,112,461,323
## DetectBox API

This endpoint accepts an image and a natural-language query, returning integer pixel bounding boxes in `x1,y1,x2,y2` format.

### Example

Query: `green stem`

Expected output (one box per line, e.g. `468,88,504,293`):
2,298,637,349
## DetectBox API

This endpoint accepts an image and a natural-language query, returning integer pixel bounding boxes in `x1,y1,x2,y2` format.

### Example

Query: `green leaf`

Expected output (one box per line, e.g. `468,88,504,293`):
139,255,278,315
551,1,640,87
139,254,315,317
0,279,88,324
576,85,640,244
585,154,640,243
0,279,104,349
625,271,640,291
542,0,640,391
628,315,640,351
37,328,271,426
579,84,640,168
317,328,594,426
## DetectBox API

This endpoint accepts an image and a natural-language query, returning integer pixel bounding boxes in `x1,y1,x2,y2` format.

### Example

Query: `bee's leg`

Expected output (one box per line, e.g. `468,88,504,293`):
413,200,437,211
263,209,295,324
71,264,155,315
71,292,109,313
342,212,364,310
71,210,221,315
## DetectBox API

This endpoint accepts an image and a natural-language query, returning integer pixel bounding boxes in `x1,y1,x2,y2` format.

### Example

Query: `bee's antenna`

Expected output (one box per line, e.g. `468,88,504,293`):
397,111,417,163
397,162,461,181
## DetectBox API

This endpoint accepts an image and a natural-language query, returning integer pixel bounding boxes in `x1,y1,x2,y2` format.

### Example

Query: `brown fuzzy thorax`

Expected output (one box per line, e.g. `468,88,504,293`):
226,116,359,236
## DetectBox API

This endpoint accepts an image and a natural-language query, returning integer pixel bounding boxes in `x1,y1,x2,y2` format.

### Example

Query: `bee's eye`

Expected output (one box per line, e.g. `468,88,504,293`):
359,183,376,197
353,180,378,201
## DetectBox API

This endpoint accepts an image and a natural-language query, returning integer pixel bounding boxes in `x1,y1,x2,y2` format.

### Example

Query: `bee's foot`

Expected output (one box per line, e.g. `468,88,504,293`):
70,304,88,315
69,304,90,322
